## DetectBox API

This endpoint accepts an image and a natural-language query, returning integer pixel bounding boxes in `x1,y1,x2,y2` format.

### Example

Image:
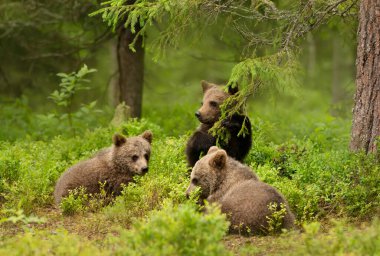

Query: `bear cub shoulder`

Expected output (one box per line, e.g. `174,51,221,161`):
185,80,252,167
186,146,295,235
54,130,153,204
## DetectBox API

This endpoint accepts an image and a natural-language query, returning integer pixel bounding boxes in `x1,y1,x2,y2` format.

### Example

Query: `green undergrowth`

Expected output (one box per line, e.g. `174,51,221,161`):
233,219,380,256
0,108,379,254
1,117,378,221
0,202,230,256
294,219,380,256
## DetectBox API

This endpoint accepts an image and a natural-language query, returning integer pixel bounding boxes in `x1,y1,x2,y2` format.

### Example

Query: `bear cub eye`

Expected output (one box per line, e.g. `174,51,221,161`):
144,153,150,161
192,178,199,185
132,155,139,162
209,101,218,108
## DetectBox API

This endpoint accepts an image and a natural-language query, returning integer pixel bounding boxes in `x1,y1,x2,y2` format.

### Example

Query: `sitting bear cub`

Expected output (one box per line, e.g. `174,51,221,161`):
186,80,252,167
186,146,295,235
54,131,152,204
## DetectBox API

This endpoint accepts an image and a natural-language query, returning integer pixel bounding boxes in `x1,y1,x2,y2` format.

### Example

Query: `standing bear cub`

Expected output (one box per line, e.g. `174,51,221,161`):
186,146,295,235
54,131,153,204
186,80,252,167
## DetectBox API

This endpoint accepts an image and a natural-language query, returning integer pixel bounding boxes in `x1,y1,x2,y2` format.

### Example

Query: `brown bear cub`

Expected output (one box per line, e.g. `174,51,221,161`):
186,146,295,235
54,131,153,204
185,80,252,167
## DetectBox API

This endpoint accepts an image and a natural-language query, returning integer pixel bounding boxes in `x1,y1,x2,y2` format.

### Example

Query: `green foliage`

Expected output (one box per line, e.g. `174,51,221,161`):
108,201,230,256
59,183,111,216
94,0,357,140
296,219,380,255
0,203,229,256
0,0,108,106
0,97,113,142
0,229,109,256
59,187,89,216
50,64,97,107
48,64,98,134
92,0,204,53
250,132,380,221
266,202,288,235
0,103,379,254
0,209,45,225
1,112,379,220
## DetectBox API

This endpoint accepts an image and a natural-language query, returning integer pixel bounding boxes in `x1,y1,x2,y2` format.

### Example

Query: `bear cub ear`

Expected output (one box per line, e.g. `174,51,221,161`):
207,146,219,154
201,80,213,93
209,150,227,170
140,130,153,144
113,133,127,147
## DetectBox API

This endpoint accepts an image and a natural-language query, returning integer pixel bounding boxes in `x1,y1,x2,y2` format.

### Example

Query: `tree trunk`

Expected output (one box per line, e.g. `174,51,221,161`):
117,24,144,118
350,0,380,153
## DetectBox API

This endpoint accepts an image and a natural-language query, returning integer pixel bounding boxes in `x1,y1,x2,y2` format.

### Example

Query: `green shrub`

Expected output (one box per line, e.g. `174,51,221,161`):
266,202,288,235
296,219,380,255
59,187,89,216
107,201,230,256
248,125,380,221
0,229,109,256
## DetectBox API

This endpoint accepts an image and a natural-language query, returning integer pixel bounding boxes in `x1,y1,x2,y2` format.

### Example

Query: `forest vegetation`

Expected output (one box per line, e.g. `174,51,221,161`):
0,0,379,255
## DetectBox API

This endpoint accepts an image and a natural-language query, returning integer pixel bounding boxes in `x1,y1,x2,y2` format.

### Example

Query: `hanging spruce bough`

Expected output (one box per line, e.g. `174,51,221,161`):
92,0,357,139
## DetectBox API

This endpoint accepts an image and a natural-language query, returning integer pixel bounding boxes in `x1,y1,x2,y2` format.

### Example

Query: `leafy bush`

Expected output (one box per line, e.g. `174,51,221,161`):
107,201,230,256
59,187,89,216
295,219,380,255
48,64,98,135
266,202,289,235
0,229,109,256
0,209,45,225
1,115,378,221
0,96,113,142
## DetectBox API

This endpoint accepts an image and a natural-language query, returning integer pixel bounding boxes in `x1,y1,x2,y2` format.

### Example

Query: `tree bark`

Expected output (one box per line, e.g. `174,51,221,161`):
350,0,380,153
117,24,144,118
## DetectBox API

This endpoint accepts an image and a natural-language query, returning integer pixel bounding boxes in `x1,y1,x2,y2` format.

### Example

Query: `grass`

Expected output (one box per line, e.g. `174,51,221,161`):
0,86,379,255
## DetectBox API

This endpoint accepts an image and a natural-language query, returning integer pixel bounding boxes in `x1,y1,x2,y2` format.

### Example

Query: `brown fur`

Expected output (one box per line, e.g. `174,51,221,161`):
197,81,230,124
54,131,153,204
186,146,295,235
186,80,252,167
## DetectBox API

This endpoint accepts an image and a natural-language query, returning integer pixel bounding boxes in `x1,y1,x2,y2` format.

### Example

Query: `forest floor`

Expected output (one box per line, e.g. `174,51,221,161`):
1,205,376,256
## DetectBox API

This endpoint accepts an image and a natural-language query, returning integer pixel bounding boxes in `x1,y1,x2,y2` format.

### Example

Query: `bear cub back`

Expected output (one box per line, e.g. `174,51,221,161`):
185,80,252,167
54,131,153,204
186,146,295,235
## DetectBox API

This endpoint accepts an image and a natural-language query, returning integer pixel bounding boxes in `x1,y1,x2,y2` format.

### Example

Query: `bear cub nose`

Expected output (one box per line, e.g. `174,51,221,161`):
142,167,149,174
195,111,201,119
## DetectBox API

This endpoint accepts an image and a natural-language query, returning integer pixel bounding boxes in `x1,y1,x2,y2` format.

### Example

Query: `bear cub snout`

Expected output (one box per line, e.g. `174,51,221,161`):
54,130,153,205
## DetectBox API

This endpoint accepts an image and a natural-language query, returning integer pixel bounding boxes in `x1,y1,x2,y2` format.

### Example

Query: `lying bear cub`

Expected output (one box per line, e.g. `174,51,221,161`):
54,131,152,204
186,80,252,167
186,146,295,235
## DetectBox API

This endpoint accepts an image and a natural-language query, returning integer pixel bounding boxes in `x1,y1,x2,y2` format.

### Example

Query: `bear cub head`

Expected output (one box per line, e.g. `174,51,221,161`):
195,80,238,124
186,146,227,200
112,130,152,175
